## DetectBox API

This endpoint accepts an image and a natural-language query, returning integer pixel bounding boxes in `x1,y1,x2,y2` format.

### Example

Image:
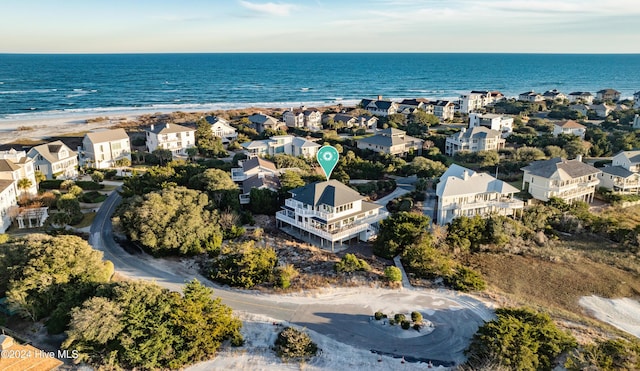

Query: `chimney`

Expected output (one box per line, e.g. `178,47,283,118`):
377,95,383,101
463,170,469,180
576,154,583,162
166,123,170,129
150,124,154,131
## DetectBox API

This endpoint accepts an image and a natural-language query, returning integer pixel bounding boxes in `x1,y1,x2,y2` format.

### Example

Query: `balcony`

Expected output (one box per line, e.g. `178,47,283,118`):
276,210,388,242
231,168,246,182
284,199,331,220
444,198,524,211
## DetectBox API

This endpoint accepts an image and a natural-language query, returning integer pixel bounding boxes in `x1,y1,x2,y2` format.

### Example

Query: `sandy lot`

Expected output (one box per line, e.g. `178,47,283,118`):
579,295,640,338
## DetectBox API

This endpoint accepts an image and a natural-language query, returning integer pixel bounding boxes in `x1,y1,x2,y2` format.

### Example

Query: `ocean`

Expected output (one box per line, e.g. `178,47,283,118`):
1,53,639,122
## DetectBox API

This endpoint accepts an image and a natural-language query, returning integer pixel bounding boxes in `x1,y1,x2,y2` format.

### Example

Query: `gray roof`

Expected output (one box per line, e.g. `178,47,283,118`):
292,137,321,148
568,91,593,96
0,159,20,172
521,157,601,179
362,99,395,110
147,123,194,134
437,169,519,198
290,180,363,208
357,129,421,148
597,88,620,95
85,128,129,143
451,126,501,140
601,166,636,178
618,150,640,164
333,113,356,123
29,140,77,163
242,157,277,172
242,174,281,194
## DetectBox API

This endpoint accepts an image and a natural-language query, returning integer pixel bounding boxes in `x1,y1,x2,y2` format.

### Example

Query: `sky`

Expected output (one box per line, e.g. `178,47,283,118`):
1,0,639,53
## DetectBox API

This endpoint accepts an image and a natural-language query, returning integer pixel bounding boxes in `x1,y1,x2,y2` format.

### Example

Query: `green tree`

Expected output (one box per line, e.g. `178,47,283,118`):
2,234,111,329
565,338,640,371
56,193,83,225
274,327,318,361
209,240,278,288
279,170,305,192
384,266,402,282
151,148,173,165
334,253,370,273
466,307,576,371
374,212,431,258
17,178,33,193
188,168,240,210
515,146,546,162
403,156,447,178
118,187,223,255
249,188,279,215
34,170,46,184
90,171,104,183
544,145,567,159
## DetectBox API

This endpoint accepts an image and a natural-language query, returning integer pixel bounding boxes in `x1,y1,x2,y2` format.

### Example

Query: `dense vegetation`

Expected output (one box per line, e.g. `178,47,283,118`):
63,279,243,370
208,240,279,288
274,327,319,361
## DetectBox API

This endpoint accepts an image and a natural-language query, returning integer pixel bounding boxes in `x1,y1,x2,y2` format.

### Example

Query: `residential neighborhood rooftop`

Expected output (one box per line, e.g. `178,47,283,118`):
521,157,600,179
85,128,129,143
290,180,363,208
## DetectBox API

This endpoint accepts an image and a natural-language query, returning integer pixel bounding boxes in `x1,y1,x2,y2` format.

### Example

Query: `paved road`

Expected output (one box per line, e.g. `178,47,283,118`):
90,190,492,366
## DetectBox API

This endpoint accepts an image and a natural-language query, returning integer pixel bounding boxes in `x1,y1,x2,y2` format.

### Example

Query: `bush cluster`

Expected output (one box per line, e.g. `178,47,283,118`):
274,327,319,361
334,253,370,273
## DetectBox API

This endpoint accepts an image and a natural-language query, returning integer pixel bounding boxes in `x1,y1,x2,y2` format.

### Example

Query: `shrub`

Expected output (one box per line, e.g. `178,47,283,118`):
90,171,104,183
374,311,385,321
79,191,107,203
335,253,370,273
445,266,487,292
67,185,84,197
209,241,278,288
76,180,103,190
274,327,318,361
413,323,421,331
411,311,423,324
60,179,75,190
384,266,403,282
39,179,64,190
394,313,406,323
401,320,411,330
389,319,396,326
276,264,298,289
0,234,9,244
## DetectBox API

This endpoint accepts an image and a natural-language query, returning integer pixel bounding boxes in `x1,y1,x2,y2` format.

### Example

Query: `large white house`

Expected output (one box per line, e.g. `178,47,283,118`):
27,141,78,179
518,91,544,102
0,179,17,233
521,157,601,203
459,90,504,114
241,135,320,159
445,126,505,156
599,150,640,193
283,107,322,131
469,113,513,137
206,116,238,143
248,113,286,133
360,97,398,117
332,113,377,130
435,164,524,225
0,149,38,196
568,91,594,104
276,180,388,250
78,128,131,169
356,128,423,156
145,123,196,156
552,120,586,139
430,100,456,121
596,88,621,102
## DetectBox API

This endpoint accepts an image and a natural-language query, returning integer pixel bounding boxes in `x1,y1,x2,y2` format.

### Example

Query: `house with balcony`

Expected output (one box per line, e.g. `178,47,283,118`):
0,180,17,232
356,128,423,156
590,103,615,118
283,107,322,131
435,164,524,225
248,113,286,133
332,113,377,130
596,88,621,102
145,123,195,156
518,91,544,102
206,116,238,143
241,135,320,159
469,113,513,137
445,126,505,156
521,157,601,203
78,128,131,169
430,100,455,121
598,150,640,193
231,157,279,182
0,149,38,196
459,90,505,114
276,180,388,250
239,174,281,205
568,91,594,104
360,97,398,117
397,98,431,114
27,140,78,179
542,89,567,101
552,120,586,139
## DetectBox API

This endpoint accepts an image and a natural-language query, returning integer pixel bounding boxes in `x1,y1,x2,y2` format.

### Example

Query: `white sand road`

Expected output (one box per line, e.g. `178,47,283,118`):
579,295,640,338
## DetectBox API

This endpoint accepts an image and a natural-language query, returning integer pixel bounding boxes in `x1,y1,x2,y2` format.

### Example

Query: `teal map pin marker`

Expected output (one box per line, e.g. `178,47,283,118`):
317,145,339,181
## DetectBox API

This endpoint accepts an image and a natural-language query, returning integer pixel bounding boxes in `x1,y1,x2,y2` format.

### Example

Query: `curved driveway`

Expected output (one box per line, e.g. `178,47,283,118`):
89,190,493,366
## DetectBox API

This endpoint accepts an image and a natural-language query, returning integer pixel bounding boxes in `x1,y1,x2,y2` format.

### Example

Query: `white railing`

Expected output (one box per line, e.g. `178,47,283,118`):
444,198,524,211
276,211,387,241
231,169,245,182
284,199,331,220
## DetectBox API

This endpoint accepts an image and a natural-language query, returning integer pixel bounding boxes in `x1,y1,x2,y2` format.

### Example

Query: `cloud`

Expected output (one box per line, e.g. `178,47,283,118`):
238,1,296,17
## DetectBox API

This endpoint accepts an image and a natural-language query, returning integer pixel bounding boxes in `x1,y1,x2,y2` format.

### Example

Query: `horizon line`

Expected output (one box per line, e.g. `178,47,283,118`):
2,51,640,55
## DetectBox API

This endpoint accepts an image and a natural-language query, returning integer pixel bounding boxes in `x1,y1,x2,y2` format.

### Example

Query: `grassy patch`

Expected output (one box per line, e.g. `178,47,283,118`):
73,211,97,228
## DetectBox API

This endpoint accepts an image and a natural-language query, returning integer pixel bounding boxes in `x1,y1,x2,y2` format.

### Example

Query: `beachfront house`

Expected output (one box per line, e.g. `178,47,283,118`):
459,90,505,114
542,89,567,101
27,140,78,180
78,128,131,169
468,113,513,137
521,157,601,203
360,96,399,117
356,128,423,156
568,91,594,104
590,103,615,118
248,113,286,132
145,123,196,156
435,164,524,225
518,91,544,102
596,89,621,102
276,180,388,250
0,149,38,196
430,100,455,121
397,98,431,114
206,116,238,143
0,180,17,233
241,135,320,159
331,113,377,130
444,126,505,156
283,107,322,131
598,150,640,193
552,120,586,139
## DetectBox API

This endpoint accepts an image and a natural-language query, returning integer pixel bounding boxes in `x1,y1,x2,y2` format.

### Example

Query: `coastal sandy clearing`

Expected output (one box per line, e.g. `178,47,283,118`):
579,295,640,338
